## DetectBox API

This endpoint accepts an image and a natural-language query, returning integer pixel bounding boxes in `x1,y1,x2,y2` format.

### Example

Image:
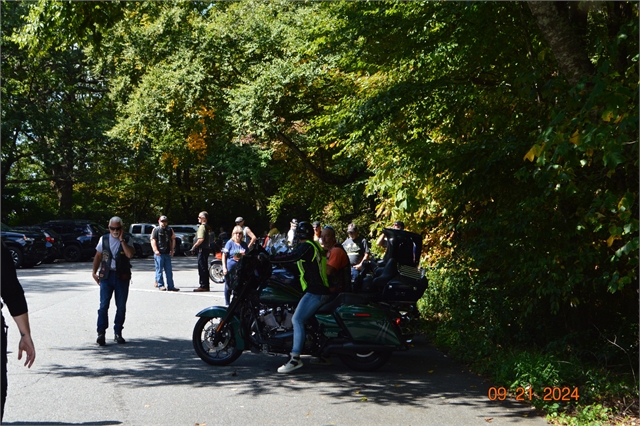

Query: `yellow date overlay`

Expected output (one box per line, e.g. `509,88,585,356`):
487,386,579,401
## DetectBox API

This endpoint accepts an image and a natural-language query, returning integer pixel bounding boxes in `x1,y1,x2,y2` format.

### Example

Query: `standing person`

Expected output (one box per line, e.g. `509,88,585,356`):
342,223,370,283
286,218,298,245
234,217,257,249
321,226,351,295
267,222,280,238
150,216,179,292
312,221,322,245
263,222,281,248
271,221,330,373
192,211,212,292
221,226,249,305
92,216,135,345
1,243,36,422
218,227,229,245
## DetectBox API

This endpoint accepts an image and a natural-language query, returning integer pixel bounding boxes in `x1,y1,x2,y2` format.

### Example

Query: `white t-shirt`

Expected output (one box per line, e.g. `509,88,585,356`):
95,235,122,270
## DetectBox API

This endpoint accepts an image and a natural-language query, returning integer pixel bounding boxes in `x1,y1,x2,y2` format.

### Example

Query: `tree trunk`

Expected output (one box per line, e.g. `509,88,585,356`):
55,179,74,217
527,1,595,86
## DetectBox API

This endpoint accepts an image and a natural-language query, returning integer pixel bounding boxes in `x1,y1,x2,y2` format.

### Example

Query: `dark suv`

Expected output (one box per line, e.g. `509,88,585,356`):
37,220,104,262
1,223,48,268
12,225,65,263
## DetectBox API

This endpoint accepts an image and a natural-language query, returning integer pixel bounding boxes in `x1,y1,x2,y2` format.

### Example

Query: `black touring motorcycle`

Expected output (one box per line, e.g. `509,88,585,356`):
192,228,427,371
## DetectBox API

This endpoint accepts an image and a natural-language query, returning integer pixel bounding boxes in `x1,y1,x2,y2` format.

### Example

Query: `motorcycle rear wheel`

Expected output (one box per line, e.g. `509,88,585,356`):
338,350,392,372
209,261,225,283
193,316,243,366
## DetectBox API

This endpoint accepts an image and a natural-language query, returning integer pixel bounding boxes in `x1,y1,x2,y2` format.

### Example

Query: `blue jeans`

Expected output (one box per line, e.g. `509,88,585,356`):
154,253,175,289
97,272,130,335
291,293,330,355
351,267,359,282
223,258,239,305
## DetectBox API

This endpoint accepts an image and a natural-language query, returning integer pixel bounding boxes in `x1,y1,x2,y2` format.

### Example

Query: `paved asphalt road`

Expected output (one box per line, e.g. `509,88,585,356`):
2,256,549,425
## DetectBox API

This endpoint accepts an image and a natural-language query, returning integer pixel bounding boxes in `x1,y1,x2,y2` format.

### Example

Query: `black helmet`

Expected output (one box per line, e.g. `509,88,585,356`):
295,221,313,240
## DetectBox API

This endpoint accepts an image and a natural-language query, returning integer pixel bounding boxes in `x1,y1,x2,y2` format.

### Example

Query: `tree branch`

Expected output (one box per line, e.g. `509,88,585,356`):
275,131,364,185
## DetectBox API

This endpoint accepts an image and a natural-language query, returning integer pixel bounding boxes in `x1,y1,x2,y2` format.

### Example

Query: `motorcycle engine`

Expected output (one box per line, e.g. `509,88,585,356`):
259,307,294,331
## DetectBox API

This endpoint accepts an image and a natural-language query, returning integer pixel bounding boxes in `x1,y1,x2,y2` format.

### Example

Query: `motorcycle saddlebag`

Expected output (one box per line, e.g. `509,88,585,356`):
335,304,402,346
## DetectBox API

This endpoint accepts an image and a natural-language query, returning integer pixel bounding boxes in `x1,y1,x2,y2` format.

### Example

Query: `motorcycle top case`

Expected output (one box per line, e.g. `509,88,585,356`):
380,274,428,303
334,304,402,346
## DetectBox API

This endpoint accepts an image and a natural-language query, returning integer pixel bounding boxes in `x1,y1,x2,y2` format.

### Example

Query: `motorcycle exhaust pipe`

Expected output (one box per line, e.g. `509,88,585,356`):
321,342,395,357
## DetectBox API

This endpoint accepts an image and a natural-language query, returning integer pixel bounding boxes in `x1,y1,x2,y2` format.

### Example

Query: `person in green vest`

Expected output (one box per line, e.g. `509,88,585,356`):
270,221,330,373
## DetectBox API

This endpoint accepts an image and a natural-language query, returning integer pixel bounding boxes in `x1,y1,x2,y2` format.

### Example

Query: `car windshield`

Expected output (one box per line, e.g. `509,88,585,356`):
172,227,196,233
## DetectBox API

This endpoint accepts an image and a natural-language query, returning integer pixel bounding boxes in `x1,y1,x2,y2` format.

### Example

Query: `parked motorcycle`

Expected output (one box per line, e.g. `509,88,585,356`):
193,229,427,371
209,240,225,284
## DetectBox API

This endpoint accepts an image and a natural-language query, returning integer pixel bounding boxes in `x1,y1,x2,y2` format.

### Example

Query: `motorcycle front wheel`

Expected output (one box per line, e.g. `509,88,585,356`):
209,261,225,283
193,316,243,366
339,350,392,372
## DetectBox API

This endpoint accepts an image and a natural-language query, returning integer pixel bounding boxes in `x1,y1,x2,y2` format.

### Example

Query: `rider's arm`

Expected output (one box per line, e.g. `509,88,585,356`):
120,236,135,259
376,233,387,248
222,252,228,273
150,232,159,255
354,239,370,270
191,237,203,250
92,251,103,284
270,243,310,264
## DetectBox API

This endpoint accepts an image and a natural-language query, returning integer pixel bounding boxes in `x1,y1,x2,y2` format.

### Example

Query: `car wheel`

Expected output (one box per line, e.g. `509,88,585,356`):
134,243,143,258
8,247,22,268
63,245,82,262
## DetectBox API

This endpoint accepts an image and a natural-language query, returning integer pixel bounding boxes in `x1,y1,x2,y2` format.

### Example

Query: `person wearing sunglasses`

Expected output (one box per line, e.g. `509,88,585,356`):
92,216,135,345
192,212,212,292
221,226,249,305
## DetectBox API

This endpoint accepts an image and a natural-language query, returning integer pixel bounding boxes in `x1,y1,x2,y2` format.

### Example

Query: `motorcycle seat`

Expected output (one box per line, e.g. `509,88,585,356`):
372,258,399,289
316,292,374,314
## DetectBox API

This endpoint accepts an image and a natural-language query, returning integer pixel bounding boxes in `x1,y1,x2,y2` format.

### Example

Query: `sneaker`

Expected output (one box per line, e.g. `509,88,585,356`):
310,356,332,366
277,356,303,373
114,334,126,344
168,287,180,292
158,286,167,291
96,333,106,346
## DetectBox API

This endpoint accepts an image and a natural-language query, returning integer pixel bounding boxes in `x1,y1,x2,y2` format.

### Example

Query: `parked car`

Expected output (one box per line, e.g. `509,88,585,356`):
1,223,48,268
129,223,190,255
36,220,103,262
124,232,153,258
171,225,199,255
11,225,65,263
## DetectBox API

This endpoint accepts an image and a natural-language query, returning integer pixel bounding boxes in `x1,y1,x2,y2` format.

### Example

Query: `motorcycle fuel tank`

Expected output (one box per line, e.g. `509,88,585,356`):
259,275,302,304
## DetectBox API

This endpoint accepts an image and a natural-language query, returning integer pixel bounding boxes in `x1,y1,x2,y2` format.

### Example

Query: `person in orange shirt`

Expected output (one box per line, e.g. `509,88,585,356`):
321,226,350,294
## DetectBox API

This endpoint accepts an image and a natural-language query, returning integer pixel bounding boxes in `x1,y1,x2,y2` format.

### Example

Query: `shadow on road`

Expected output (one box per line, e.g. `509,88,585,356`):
40,335,539,421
